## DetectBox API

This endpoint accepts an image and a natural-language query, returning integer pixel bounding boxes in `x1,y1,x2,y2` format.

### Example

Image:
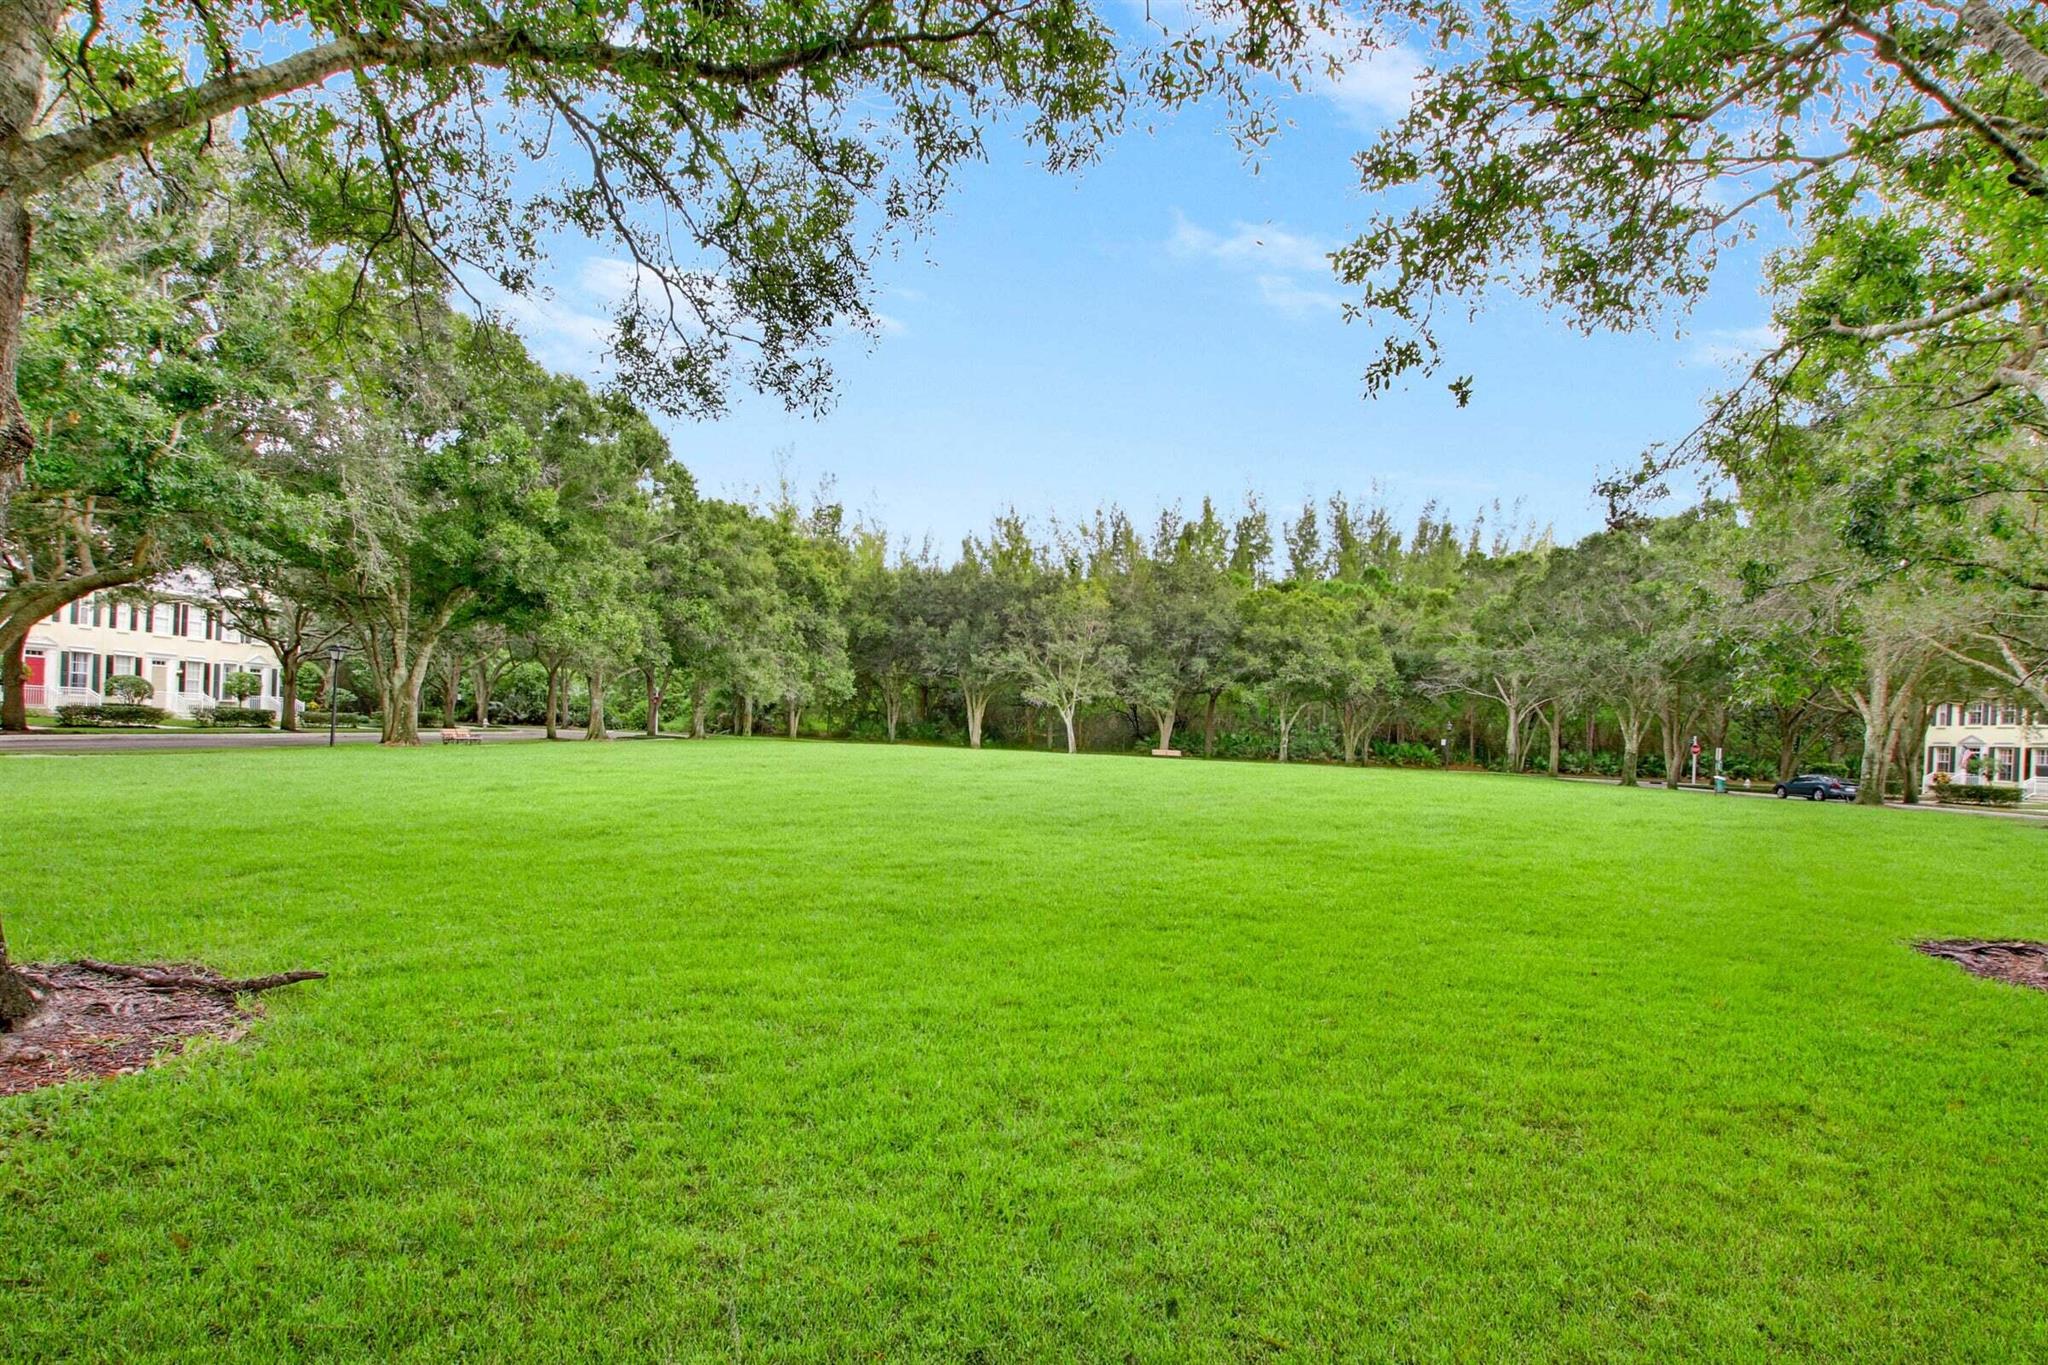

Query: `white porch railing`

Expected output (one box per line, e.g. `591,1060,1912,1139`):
56,686,102,707
22,683,46,709
171,690,216,717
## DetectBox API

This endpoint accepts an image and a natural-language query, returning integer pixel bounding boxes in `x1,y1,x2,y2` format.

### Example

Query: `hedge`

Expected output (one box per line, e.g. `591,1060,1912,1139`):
193,706,276,728
54,703,170,726
1934,782,2025,807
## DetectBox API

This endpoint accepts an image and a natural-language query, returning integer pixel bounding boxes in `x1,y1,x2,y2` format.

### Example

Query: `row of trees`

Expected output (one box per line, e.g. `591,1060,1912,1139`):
7,147,2045,791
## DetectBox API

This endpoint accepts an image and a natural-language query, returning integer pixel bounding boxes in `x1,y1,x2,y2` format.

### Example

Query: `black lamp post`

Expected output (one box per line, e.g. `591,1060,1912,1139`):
325,642,347,747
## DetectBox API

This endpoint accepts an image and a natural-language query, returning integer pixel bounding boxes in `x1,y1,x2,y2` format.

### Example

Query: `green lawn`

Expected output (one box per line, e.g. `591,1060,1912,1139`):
3,742,2045,1360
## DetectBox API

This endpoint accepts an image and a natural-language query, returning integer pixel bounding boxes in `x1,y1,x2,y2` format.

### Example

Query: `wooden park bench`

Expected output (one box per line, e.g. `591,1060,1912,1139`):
440,726,482,745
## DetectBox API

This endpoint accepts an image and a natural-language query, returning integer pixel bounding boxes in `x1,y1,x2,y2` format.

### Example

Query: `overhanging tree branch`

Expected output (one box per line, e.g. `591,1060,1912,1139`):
11,13,1032,197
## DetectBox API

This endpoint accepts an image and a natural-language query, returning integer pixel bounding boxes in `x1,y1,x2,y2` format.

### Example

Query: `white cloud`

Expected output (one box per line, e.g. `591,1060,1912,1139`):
1167,212,1346,320
1686,323,1781,369
466,268,617,381
464,254,907,376
1122,0,1428,128
1169,212,1336,275
1305,35,1429,129
1255,273,1346,319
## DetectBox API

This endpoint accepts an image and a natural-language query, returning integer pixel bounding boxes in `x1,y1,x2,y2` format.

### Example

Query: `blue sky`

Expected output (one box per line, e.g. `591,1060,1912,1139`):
489,63,1779,553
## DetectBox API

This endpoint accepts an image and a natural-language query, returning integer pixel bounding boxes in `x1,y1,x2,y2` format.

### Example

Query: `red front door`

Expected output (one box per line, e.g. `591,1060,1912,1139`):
24,652,44,686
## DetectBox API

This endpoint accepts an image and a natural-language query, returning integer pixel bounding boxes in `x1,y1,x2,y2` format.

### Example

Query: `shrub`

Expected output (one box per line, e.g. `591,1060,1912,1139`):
194,706,275,727
104,674,155,702
1369,740,1443,768
54,703,169,726
1935,782,2024,807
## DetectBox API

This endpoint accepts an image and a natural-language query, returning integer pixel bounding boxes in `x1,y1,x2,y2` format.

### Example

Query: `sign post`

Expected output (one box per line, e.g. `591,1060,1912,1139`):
1689,736,1701,785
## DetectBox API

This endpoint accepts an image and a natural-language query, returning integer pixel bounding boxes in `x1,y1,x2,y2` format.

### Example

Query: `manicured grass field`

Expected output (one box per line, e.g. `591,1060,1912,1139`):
3,741,2046,1359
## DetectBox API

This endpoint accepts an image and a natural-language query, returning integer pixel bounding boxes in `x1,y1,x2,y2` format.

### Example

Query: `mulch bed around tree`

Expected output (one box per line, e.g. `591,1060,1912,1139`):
1915,940,2048,994
0,961,322,1097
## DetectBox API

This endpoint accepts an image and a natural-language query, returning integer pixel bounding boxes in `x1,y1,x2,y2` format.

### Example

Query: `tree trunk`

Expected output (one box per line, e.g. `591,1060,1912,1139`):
1854,722,1890,806
1846,653,1914,809
1204,689,1221,756
884,688,901,741
645,670,662,736
1775,718,1804,784
1060,705,1078,754
0,925,32,1029
691,680,708,738
1546,703,1562,778
277,646,302,731
1276,699,1296,763
1659,700,1687,790
0,189,33,494
740,693,753,736
1899,698,1931,805
1154,706,1177,752
785,693,801,738
1617,704,1647,787
0,0,62,485
585,666,609,739
441,650,462,727
544,665,561,740
1,631,25,733
964,684,988,749
379,655,425,745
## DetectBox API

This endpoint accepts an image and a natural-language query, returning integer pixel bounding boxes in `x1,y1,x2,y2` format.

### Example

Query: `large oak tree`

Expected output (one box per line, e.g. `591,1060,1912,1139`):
0,0,1359,492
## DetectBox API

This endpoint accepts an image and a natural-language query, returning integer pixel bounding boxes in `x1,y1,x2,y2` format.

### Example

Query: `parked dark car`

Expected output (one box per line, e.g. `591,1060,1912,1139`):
1774,773,1858,802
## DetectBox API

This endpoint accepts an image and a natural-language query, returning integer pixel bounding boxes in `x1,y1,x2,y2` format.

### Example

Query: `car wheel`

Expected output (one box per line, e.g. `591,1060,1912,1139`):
1808,789,1824,801
1774,786,1788,799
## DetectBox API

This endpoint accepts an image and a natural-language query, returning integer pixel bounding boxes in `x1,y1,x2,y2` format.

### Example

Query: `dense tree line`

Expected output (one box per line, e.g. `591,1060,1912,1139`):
6,150,2044,800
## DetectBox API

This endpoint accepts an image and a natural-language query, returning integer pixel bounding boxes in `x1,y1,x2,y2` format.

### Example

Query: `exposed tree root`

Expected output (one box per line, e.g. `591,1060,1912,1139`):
72,959,327,995
2,960,325,1095
1915,940,2048,993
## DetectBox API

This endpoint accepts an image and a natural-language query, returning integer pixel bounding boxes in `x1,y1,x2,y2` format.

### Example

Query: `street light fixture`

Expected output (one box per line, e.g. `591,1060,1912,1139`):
325,642,348,748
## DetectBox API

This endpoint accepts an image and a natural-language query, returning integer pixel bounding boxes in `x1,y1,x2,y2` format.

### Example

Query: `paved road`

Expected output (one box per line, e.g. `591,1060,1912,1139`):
1544,771,2047,822
0,725,560,754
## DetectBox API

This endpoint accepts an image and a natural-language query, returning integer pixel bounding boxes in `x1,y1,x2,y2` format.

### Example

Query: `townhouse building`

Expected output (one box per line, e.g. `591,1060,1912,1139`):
1923,698,2047,801
22,572,288,718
